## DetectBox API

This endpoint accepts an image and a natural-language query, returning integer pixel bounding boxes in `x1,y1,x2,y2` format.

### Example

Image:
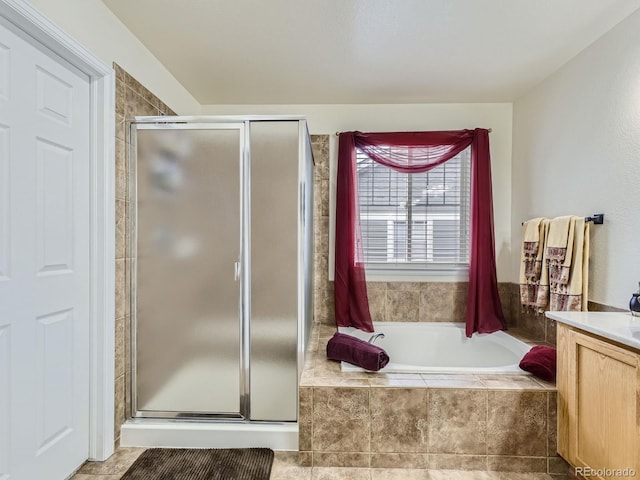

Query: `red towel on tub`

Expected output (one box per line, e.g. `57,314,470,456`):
519,345,557,382
326,332,390,371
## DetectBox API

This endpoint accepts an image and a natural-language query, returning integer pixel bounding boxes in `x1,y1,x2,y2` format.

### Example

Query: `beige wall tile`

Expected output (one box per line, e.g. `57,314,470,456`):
115,79,125,116
428,389,488,455
386,290,420,322
299,423,312,452
113,375,125,441
320,179,330,217
487,391,547,456
312,387,370,452
114,316,125,378
115,199,126,260
452,282,469,321
115,258,125,320
587,300,626,312
115,113,125,141
518,312,546,342
299,386,313,450
497,283,512,324
548,393,558,457
386,282,421,291
300,386,313,421
115,137,127,201
546,319,557,346
124,87,149,119
420,283,454,322
367,283,387,322
370,388,428,453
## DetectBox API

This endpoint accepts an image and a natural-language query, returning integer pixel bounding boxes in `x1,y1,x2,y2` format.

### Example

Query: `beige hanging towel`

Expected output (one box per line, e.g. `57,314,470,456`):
546,216,589,311
519,218,549,313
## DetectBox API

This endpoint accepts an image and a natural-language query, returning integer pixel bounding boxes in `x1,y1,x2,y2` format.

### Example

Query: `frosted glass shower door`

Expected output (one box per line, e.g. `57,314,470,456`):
133,125,243,417
249,122,299,421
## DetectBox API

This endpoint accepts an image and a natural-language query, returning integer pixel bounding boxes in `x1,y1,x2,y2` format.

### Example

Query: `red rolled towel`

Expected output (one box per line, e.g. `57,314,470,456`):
326,332,390,371
519,345,557,382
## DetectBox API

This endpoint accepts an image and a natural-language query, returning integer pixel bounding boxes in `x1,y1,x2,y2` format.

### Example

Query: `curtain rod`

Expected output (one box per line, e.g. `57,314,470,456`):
521,214,605,226
334,128,492,135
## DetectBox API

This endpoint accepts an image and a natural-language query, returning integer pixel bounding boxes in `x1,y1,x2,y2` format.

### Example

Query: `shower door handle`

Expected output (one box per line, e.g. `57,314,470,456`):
234,261,241,281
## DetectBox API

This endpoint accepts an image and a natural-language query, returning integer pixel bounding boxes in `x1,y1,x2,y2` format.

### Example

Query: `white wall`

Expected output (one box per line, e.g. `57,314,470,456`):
26,0,200,114
512,9,640,307
203,103,514,280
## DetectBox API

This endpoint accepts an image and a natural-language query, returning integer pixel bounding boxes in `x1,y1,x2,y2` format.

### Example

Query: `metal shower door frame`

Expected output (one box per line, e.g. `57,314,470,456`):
129,120,249,420
128,115,312,423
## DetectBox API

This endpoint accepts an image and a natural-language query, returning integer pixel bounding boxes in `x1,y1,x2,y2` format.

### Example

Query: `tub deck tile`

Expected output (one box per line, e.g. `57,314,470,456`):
369,376,427,388
421,374,486,389
480,374,548,390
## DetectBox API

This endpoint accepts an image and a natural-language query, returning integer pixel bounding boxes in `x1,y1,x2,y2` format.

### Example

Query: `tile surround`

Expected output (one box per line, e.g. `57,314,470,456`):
505,283,626,346
112,63,176,445
299,323,569,476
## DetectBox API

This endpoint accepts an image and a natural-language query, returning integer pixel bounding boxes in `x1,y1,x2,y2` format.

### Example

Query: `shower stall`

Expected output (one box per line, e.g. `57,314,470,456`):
121,116,314,448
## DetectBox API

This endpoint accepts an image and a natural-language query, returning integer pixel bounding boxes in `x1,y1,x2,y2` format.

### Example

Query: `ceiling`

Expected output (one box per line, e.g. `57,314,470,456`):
102,0,640,105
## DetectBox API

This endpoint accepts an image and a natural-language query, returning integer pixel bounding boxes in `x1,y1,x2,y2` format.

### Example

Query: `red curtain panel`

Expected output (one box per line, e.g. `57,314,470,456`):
335,129,505,337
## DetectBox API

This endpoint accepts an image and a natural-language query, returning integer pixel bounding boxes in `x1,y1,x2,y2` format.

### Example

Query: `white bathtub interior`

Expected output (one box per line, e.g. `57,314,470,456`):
339,322,532,374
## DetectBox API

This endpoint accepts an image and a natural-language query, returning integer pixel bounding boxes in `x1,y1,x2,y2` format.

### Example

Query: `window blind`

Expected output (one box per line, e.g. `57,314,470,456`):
357,146,471,270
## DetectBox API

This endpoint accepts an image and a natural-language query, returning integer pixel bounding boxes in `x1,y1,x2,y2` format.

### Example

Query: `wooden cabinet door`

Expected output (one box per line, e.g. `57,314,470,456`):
564,328,639,479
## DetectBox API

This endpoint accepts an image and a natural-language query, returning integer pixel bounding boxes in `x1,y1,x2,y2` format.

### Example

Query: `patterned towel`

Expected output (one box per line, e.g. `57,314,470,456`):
545,216,589,311
519,218,549,313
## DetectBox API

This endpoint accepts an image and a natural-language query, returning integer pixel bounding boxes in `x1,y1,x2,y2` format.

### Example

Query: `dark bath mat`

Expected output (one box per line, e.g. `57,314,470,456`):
120,448,274,480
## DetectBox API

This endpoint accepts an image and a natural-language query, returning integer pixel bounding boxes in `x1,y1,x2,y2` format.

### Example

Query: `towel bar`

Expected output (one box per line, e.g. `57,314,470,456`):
521,214,604,226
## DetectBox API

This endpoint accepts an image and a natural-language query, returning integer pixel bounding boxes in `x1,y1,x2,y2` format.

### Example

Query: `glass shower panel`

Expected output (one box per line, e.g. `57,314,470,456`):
134,126,242,416
249,121,299,421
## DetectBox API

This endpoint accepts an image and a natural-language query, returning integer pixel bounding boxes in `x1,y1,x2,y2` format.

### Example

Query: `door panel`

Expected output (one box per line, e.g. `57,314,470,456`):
134,126,243,416
35,309,74,454
0,325,9,478
35,139,73,275
249,121,299,421
0,124,9,281
0,20,90,480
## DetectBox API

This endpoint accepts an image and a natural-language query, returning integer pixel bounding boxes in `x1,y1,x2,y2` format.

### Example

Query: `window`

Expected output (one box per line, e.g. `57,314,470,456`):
357,146,471,273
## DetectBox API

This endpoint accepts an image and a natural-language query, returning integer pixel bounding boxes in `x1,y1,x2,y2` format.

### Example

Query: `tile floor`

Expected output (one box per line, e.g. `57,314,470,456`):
70,448,568,480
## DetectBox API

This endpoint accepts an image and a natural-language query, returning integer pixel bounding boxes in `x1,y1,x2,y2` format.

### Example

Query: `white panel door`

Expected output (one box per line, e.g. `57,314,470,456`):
0,18,91,480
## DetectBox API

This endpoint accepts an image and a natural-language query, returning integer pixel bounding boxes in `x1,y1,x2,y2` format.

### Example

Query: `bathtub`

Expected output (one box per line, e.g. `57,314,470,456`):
338,322,531,374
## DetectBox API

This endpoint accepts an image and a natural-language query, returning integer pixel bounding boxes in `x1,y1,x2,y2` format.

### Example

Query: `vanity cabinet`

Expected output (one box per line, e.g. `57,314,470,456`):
557,323,640,478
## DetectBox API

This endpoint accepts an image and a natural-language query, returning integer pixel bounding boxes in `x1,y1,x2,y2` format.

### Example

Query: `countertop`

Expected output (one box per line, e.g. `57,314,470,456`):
546,311,640,351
